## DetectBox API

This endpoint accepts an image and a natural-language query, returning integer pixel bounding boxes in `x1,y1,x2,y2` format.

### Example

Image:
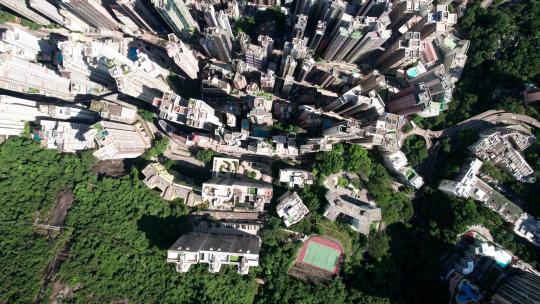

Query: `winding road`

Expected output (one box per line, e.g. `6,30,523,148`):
407,110,540,180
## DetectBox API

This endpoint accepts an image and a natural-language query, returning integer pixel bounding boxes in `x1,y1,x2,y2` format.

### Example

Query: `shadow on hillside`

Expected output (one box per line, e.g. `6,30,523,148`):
343,220,455,303
137,214,191,250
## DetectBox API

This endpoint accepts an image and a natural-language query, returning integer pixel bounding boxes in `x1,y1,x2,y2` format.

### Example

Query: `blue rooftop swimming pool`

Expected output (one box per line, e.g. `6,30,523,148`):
456,281,481,303
128,47,138,61
407,67,419,79
496,261,510,268
252,126,271,138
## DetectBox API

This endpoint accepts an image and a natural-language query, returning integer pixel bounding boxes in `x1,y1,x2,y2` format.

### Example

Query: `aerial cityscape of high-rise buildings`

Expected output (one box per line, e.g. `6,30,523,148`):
0,0,539,303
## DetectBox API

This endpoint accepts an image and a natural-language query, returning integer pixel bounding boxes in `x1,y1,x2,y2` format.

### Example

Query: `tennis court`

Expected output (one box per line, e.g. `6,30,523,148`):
297,236,343,274
303,242,341,272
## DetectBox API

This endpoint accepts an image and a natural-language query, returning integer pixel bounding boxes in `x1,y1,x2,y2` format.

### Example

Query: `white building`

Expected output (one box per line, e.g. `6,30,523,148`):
279,169,315,188
0,0,50,25
57,40,120,93
273,135,299,157
276,191,309,227
166,34,199,79
155,92,221,130
38,104,96,121
90,120,152,160
470,126,536,183
323,194,382,235
28,0,64,25
0,95,41,136
456,238,513,275
383,150,424,189
212,157,240,177
323,84,385,117
0,27,49,62
37,120,96,153
217,10,233,38
439,159,540,247
438,158,485,199
109,54,170,103
0,54,72,99
514,213,540,247
0,96,96,135
202,177,273,212
167,233,260,275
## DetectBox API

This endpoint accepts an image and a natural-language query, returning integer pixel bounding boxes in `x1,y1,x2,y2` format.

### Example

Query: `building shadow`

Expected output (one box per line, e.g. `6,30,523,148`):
137,214,191,250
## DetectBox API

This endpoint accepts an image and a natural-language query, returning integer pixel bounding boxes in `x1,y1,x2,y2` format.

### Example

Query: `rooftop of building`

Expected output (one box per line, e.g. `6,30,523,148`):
168,232,261,255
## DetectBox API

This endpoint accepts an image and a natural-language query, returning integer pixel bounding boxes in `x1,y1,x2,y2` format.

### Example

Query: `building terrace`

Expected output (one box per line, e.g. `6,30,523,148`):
202,177,273,212
141,163,202,206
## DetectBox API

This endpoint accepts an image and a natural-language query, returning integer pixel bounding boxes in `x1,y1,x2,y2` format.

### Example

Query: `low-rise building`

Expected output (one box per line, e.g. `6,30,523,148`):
167,233,260,275
272,135,299,157
279,169,315,188
212,157,240,177
89,98,137,124
38,104,96,121
141,163,202,206
248,95,273,126
276,191,309,227
202,177,273,212
455,238,513,275
323,194,382,235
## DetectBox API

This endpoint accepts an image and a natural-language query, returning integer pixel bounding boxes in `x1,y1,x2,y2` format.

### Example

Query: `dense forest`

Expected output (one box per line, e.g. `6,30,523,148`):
2,135,538,303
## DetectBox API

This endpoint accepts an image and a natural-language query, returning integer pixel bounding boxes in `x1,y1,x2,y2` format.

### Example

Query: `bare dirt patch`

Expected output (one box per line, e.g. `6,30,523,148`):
91,159,126,177
49,279,82,304
288,262,335,284
48,189,74,226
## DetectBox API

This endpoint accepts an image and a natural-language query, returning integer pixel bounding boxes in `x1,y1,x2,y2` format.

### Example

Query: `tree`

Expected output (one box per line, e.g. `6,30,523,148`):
195,148,215,164
367,233,391,260
314,144,344,177
138,109,154,122
144,136,169,159
402,136,428,168
345,144,372,177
